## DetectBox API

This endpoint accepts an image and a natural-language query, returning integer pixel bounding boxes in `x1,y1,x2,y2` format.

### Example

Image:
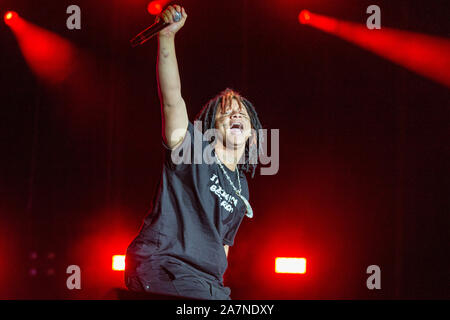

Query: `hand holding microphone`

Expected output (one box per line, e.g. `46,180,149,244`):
157,5,187,38
131,5,188,47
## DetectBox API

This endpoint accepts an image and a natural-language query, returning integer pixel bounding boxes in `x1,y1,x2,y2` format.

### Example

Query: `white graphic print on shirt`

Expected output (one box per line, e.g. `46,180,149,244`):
209,174,238,213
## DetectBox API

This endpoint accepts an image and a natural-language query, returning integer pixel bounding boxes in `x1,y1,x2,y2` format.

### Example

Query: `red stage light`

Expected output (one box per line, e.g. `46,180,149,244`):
275,257,306,274
298,10,311,25
7,16,76,84
299,10,450,88
147,1,163,16
4,11,18,25
112,255,125,271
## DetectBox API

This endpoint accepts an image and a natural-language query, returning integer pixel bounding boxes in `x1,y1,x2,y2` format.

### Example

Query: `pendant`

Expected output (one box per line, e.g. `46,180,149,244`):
237,193,253,218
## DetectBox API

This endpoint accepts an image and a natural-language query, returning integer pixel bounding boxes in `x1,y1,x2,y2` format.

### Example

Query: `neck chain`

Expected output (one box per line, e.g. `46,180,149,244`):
215,155,242,195
215,154,253,218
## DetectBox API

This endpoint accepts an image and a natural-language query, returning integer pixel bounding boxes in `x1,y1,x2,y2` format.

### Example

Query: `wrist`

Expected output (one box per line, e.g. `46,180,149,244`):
158,33,176,41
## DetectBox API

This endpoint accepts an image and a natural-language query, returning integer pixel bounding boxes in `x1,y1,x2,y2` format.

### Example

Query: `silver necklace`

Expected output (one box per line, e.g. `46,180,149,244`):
215,154,253,218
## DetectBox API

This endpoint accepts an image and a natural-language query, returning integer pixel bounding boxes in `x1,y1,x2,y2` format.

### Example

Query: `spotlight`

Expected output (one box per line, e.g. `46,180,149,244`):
298,10,311,25
275,257,306,274
4,10,18,25
112,255,125,271
147,1,163,16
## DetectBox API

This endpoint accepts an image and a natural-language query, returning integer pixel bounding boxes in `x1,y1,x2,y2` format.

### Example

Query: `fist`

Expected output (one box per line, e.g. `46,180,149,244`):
156,5,188,38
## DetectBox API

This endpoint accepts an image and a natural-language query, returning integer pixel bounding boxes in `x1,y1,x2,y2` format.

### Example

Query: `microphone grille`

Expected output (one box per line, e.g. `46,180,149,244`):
174,11,182,22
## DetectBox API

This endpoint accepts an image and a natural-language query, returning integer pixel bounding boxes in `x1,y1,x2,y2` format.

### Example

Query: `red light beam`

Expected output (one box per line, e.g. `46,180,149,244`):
299,10,450,88
5,13,77,85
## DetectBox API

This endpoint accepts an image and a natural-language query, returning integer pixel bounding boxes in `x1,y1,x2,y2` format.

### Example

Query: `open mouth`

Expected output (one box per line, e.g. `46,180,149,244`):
229,121,244,135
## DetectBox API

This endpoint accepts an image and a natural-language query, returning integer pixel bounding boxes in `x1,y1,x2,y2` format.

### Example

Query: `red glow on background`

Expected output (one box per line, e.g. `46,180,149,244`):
275,257,307,274
147,1,163,15
299,10,450,88
5,14,76,84
70,213,137,292
112,255,126,271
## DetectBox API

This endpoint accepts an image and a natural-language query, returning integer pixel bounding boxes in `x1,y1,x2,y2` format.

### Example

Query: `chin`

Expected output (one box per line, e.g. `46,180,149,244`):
225,134,247,148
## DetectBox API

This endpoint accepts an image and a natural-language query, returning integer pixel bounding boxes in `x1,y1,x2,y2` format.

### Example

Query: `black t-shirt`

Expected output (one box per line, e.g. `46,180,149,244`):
126,121,250,283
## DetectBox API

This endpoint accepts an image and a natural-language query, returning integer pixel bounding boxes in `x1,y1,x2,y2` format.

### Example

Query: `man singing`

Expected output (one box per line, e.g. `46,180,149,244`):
125,4,264,300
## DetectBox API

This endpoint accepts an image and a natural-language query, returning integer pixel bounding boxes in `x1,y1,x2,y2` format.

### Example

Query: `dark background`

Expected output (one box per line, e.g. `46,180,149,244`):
0,0,448,299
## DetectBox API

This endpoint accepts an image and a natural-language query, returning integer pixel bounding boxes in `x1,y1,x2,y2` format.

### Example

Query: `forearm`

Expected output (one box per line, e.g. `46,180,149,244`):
157,35,182,107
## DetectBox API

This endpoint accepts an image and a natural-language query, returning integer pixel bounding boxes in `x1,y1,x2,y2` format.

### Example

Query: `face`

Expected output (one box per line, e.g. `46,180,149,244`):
214,98,253,149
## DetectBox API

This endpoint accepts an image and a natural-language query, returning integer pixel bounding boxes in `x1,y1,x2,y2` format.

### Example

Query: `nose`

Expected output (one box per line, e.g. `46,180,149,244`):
230,112,242,120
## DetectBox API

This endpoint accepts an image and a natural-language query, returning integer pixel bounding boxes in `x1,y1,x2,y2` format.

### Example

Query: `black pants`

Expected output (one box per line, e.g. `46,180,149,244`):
125,264,231,300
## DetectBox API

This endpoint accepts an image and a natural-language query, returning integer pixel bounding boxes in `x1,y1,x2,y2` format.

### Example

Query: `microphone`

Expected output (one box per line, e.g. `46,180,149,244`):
130,11,182,47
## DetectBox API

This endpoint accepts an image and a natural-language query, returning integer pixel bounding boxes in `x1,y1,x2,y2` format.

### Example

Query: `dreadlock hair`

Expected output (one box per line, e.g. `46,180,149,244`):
194,88,264,178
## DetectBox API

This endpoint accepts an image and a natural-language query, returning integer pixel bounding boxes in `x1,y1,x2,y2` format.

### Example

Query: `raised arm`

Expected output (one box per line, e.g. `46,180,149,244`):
156,5,189,149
